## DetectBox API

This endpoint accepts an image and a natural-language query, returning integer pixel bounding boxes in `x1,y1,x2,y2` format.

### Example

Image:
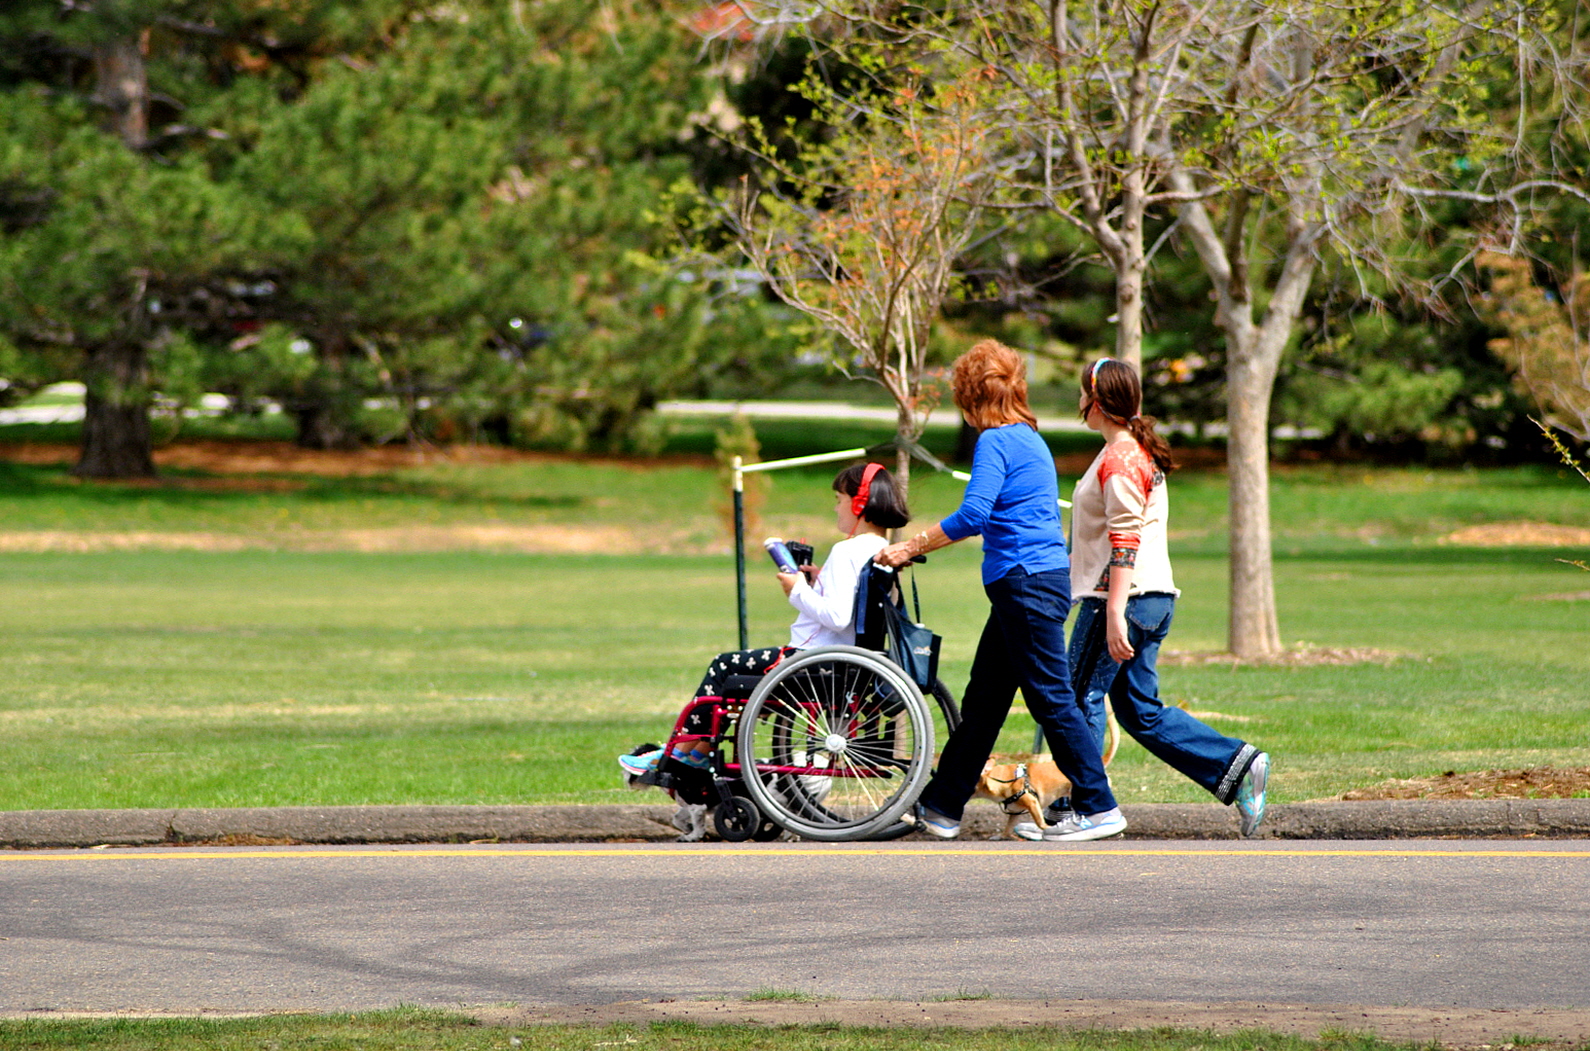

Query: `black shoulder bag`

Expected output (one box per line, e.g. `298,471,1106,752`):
880,564,942,690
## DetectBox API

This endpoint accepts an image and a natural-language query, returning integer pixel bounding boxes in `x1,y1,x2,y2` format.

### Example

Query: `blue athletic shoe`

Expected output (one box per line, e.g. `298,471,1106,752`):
668,746,713,770
1235,752,1270,837
618,749,662,777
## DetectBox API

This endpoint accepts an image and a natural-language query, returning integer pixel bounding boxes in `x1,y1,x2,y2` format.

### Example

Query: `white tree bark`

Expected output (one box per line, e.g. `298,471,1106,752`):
1172,167,1321,657
1224,332,1282,657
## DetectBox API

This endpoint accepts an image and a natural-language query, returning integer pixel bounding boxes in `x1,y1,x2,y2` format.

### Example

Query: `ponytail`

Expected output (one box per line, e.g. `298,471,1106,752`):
1128,415,1178,475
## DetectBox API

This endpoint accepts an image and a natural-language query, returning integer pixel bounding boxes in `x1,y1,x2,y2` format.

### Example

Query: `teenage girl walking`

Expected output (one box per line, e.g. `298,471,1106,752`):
1039,357,1270,838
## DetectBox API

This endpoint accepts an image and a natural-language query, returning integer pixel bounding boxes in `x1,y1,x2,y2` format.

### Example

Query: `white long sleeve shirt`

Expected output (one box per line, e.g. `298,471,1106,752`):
784,532,889,648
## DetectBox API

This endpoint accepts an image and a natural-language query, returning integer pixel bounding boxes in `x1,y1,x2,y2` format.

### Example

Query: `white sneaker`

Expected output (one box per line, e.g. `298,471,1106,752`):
1041,806,1128,841
1011,821,1044,841
907,802,961,839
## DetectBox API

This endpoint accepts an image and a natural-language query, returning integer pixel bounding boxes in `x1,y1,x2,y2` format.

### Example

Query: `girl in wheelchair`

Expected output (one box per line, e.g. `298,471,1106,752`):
618,461,911,778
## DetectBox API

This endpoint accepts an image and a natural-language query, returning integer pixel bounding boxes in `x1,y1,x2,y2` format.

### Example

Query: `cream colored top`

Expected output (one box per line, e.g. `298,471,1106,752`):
1069,439,1178,601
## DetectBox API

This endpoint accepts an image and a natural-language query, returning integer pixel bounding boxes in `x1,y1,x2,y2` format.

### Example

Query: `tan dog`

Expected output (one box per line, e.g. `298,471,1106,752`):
973,709,1120,839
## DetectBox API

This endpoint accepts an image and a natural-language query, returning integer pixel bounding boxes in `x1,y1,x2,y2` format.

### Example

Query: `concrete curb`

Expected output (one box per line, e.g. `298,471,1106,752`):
3,800,1588,849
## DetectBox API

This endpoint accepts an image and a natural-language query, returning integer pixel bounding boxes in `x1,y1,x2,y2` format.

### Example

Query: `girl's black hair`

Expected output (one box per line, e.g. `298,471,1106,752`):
833,462,911,529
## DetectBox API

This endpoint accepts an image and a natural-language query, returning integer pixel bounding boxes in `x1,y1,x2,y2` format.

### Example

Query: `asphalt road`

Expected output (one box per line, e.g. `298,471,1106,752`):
2,840,1587,1014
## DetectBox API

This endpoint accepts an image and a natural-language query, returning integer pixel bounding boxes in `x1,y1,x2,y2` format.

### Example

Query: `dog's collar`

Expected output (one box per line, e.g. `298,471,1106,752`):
987,763,1029,787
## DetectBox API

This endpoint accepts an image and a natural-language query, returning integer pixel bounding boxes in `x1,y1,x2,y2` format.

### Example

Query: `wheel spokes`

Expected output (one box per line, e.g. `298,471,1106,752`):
741,649,930,839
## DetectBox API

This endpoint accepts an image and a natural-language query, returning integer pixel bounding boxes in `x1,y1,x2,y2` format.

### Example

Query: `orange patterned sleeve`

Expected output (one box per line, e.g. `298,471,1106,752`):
1097,443,1155,569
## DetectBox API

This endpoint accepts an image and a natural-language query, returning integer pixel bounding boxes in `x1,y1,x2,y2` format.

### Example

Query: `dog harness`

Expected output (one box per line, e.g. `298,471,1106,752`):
988,763,1038,815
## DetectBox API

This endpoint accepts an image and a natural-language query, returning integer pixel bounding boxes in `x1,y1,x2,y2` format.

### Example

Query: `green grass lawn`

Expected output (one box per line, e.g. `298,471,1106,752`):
2,431,1588,811
0,1011,1446,1051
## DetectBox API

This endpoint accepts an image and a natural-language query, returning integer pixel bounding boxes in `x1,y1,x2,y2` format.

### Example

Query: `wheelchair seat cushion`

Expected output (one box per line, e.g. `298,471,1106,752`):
718,674,764,699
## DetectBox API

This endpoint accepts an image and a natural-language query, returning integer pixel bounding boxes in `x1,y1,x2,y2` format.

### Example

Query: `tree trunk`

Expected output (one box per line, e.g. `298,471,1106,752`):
289,339,363,450
954,418,978,464
1114,253,1145,373
1114,32,1152,375
74,36,154,480
291,397,362,450
1224,332,1282,657
1169,173,1319,658
74,343,156,479
92,35,149,150
893,403,916,542
1224,217,1319,658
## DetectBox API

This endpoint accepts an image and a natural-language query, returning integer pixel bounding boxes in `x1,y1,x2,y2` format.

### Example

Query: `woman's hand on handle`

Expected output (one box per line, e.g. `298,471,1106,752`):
874,543,914,568
874,523,952,568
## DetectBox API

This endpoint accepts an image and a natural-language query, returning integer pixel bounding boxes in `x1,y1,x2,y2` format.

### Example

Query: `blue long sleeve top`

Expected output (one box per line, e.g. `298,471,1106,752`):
940,423,1069,585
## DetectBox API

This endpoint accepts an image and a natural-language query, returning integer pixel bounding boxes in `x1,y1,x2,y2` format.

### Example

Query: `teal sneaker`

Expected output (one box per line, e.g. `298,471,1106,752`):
1235,752,1270,837
669,746,713,770
618,749,662,777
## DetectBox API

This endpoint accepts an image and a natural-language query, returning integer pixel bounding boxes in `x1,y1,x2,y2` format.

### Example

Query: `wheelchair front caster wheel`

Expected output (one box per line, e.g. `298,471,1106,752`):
713,797,760,842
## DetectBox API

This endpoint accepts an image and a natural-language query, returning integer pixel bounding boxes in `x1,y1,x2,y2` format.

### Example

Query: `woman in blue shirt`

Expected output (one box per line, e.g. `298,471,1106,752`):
877,340,1124,841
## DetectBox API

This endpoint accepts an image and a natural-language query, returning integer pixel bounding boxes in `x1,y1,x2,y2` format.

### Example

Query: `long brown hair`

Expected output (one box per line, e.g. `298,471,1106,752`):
952,339,1038,431
1081,358,1177,473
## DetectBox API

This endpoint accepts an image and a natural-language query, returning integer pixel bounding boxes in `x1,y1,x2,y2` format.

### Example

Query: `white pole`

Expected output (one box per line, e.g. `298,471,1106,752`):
738,447,870,474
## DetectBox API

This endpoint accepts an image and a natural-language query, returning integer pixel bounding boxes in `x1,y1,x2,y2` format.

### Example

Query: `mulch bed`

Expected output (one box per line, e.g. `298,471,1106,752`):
1343,767,1590,800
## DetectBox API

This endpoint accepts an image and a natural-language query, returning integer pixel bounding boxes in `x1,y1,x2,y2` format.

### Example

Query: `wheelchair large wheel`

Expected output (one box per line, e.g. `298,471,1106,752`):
930,677,961,733
865,676,960,841
735,645,933,842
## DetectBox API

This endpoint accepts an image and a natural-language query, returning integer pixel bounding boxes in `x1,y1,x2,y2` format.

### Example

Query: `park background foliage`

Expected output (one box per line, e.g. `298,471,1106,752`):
0,0,1587,475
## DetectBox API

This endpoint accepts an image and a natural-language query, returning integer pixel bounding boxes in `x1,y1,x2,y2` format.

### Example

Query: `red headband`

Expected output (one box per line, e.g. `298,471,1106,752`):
851,462,884,519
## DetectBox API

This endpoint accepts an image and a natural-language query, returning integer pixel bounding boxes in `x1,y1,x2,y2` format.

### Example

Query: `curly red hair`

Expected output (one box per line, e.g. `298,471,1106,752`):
951,339,1039,431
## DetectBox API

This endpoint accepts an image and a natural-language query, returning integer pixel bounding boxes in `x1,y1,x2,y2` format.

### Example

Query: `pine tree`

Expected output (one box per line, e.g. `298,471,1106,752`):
2,0,737,465
0,0,419,474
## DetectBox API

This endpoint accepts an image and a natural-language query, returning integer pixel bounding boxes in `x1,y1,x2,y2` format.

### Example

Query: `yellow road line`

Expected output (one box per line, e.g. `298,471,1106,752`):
3,846,1589,861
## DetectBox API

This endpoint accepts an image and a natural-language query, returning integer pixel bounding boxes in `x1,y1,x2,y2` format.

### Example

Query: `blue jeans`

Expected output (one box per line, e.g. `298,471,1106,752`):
1069,594,1257,805
920,567,1117,820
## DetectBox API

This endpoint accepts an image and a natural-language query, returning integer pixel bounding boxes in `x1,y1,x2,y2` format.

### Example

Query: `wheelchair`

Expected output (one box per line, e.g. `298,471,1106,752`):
635,562,960,842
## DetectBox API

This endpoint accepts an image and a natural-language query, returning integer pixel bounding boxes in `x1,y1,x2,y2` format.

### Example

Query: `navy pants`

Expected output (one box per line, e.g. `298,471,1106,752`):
919,567,1118,819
